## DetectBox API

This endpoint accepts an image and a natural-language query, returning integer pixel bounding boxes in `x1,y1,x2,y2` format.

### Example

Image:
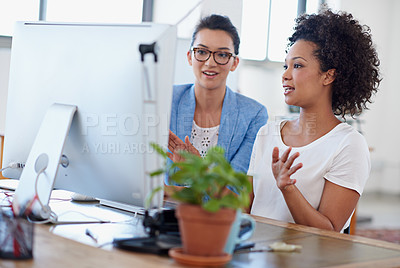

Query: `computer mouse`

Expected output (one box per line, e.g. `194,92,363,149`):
70,192,97,202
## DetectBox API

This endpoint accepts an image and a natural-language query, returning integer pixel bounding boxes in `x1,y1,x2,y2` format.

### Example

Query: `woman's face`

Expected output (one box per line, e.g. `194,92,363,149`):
282,40,333,108
188,29,239,92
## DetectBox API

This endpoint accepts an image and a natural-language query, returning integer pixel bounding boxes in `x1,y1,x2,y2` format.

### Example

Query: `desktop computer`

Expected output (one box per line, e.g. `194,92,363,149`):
2,21,177,219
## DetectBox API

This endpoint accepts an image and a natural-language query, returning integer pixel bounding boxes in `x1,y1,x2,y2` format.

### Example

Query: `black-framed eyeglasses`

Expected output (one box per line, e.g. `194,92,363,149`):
191,47,236,65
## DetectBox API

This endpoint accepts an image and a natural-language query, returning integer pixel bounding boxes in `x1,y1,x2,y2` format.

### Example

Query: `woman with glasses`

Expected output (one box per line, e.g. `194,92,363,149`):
248,9,381,232
166,14,268,185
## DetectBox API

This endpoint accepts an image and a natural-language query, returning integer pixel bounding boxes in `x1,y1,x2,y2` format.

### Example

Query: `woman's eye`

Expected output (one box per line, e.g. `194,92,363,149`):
283,65,288,70
294,63,302,68
217,52,229,58
196,49,209,55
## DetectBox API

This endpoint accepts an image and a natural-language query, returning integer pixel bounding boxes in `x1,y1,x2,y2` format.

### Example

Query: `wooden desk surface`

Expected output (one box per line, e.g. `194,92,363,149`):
1,192,400,267
235,216,400,268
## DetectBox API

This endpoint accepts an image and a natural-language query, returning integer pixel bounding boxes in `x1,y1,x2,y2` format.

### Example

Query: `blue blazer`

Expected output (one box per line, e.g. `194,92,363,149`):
169,84,268,174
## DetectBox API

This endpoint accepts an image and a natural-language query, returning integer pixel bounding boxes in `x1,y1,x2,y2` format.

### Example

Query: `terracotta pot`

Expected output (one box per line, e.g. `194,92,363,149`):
176,203,236,256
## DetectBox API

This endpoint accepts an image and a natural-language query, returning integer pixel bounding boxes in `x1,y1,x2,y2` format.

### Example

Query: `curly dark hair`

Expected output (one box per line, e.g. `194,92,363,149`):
288,9,381,117
191,14,240,55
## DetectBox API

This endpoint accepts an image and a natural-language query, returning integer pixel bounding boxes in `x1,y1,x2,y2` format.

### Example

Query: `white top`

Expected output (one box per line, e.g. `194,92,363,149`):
248,120,370,230
190,120,219,157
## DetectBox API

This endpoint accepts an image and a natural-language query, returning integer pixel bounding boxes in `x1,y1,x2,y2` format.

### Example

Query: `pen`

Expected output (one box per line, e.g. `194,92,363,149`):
235,246,273,254
85,228,98,243
54,220,111,225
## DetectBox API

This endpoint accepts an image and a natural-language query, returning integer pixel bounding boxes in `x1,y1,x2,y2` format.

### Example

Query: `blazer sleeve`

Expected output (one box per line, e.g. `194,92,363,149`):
230,106,268,173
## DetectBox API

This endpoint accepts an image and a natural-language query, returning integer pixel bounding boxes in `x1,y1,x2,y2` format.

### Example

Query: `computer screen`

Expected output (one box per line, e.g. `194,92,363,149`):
2,21,176,218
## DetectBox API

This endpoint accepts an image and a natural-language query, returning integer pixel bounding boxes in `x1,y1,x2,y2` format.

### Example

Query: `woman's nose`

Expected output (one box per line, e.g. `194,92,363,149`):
205,53,217,66
282,68,291,82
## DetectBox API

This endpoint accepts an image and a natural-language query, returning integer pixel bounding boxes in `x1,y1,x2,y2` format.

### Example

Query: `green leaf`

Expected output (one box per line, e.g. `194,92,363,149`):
148,143,252,212
150,142,168,159
149,169,166,177
172,187,199,204
144,186,163,209
202,198,221,213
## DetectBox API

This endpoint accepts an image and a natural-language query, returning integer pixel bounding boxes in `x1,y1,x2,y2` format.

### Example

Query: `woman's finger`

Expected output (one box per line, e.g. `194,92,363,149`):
272,147,280,164
288,163,303,176
280,147,292,163
169,130,184,145
185,136,201,156
167,152,173,161
284,151,300,169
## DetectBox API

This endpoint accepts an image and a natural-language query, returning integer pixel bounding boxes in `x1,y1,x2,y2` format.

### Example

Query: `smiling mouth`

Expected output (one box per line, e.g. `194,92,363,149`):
203,71,218,77
284,87,295,95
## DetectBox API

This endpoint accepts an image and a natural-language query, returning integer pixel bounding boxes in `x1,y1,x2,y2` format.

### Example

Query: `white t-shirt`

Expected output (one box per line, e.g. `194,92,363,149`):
190,120,219,157
248,120,370,230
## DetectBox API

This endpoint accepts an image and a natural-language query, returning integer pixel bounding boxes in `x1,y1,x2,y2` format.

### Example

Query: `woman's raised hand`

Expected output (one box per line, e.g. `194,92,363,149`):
168,130,201,162
271,147,303,190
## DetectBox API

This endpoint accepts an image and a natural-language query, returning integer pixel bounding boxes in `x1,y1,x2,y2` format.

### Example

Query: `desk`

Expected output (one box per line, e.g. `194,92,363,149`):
1,191,400,268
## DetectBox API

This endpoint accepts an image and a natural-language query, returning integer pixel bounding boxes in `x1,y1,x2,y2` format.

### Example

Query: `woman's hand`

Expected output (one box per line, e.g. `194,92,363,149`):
271,147,303,190
168,130,200,162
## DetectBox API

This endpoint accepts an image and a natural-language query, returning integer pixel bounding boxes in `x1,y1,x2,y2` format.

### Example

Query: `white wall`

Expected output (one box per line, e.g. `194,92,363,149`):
0,45,11,135
238,62,287,119
153,0,242,91
337,0,400,193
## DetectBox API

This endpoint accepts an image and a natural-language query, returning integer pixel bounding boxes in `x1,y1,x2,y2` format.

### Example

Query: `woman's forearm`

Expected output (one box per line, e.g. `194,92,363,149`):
280,185,335,231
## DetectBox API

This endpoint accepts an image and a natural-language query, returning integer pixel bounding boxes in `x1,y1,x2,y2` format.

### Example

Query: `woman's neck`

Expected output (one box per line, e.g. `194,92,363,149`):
282,107,341,147
193,86,225,128
194,86,225,110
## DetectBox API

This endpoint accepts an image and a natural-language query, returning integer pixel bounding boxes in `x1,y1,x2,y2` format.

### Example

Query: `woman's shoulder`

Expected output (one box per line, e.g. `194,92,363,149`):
231,90,267,117
334,122,365,138
234,91,264,108
331,123,369,151
172,84,195,104
173,84,194,95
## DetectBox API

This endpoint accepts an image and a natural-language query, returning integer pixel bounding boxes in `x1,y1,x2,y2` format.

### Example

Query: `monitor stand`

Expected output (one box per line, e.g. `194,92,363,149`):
13,103,77,219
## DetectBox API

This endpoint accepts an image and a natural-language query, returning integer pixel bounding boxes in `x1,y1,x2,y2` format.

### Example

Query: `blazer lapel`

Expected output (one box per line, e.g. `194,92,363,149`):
176,85,196,140
218,87,238,155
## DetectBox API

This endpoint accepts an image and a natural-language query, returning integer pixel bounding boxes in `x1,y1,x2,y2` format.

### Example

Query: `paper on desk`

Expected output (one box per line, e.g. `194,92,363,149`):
269,242,302,252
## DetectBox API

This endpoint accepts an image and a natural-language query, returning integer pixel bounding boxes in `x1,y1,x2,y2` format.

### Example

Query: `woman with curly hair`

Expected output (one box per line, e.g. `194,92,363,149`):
248,9,381,232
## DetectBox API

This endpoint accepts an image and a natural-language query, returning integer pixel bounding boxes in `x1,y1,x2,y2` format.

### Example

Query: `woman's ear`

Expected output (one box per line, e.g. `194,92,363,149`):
230,56,239,72
323,69,336,85
187,50,193,66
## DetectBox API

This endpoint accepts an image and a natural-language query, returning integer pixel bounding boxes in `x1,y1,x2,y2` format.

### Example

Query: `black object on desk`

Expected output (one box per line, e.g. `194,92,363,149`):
113,209,181,255
113,234,181,255
113,208,255,254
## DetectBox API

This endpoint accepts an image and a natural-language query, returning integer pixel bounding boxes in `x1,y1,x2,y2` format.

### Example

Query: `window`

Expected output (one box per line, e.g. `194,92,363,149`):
241,0,321,62
46,0,143,23
0,0,143,36
240,0,270,60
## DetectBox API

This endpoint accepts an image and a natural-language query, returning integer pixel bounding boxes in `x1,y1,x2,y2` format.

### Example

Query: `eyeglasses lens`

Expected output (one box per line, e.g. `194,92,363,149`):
193,49,231,65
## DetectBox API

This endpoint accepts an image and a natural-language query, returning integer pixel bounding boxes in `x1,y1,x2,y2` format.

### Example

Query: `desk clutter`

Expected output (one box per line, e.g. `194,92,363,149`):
0,187,258,266
113,209,181,255
0,182,34,260
0,208,34,260
1,188,400,267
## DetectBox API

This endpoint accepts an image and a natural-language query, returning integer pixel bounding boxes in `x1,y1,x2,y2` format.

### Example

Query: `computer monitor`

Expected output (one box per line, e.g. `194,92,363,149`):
2,21,176,218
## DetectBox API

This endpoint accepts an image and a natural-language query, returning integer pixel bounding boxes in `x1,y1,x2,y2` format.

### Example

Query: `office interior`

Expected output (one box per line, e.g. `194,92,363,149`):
0,0,399,258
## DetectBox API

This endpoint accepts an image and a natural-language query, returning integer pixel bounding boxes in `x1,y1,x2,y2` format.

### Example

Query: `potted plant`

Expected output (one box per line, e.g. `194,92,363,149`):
149,143,252,259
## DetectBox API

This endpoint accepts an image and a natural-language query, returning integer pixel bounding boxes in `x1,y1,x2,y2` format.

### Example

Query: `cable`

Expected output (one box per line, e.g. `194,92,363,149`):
0,162,24,172
28,210,58,224
53,210,110,224
34,167,47,212
29,166,55,222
